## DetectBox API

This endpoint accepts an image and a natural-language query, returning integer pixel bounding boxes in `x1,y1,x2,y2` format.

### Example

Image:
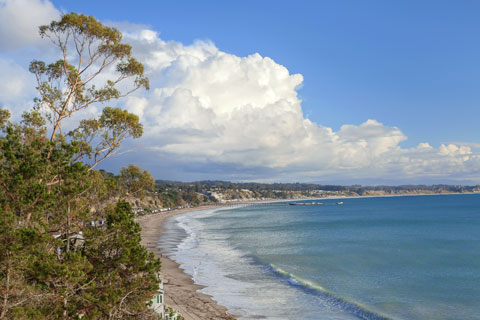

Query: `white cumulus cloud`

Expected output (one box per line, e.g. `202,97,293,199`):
0,0,60,51
0,9,479,183
114,28,480,182
0,58,36,118
0,59,31,100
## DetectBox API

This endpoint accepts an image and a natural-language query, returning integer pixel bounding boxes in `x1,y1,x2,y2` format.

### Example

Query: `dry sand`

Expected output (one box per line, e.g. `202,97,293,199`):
136,206,238,320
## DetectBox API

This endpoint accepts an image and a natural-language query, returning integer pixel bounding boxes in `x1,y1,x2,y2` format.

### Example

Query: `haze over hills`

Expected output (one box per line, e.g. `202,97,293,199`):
122,175,480,212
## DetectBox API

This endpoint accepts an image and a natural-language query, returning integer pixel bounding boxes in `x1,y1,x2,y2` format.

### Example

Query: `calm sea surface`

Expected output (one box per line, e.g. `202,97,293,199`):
159,194,480,320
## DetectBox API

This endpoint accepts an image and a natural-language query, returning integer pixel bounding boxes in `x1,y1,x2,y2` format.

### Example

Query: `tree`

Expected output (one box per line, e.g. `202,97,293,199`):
119,164,155,199
83,201,161,319
29,12,148,170
0,111,92,318
0,13,160,319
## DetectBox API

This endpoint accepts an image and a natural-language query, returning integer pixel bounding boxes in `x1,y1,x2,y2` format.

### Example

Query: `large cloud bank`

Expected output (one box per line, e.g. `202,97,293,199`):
119,29,480,182
0,0,479,183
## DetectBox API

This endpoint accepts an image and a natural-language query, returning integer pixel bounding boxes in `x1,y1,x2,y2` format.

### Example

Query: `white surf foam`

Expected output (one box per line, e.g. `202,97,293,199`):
163,207,360,320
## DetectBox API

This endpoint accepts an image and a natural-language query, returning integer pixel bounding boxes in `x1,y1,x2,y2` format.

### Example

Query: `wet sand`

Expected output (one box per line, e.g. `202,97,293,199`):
136,206,238,320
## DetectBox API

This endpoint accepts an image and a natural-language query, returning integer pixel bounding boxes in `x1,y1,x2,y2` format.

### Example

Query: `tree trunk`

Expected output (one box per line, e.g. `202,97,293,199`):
0,267,10,319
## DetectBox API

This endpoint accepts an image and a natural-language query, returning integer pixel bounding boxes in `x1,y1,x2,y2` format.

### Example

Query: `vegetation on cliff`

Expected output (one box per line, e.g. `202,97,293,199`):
0,13,160,319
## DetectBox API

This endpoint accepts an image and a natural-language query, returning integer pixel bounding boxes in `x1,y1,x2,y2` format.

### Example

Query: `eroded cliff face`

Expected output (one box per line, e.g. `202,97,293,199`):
95,186,480,217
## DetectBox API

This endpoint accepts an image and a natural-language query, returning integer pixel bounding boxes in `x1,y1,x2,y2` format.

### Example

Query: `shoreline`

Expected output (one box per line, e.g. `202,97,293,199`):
136,193,479,319
136,205,239,320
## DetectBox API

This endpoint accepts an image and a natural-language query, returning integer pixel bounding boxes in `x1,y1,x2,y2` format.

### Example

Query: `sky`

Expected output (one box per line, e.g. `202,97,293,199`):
1,0,480,184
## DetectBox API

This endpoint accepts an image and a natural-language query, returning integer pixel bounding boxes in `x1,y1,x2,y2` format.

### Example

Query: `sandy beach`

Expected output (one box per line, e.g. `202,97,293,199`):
136,206,238,320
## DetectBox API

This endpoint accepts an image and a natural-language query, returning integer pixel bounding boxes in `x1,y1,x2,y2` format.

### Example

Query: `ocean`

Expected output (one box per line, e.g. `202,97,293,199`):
158,194,480,320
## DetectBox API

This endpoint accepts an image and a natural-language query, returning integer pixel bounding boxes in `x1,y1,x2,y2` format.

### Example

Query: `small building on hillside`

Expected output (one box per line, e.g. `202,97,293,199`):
151,275,165,318
85,219,105,228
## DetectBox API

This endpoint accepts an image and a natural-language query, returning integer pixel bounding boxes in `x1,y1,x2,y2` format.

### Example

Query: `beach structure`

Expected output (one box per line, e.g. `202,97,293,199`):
132,207,145,214
85,219,106,227
51,231,85,253
289,202,324,205
151,274,165,318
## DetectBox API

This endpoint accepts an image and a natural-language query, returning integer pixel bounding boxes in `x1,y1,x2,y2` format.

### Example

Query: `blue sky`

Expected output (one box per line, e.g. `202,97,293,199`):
1,0,480,184
50,0,480,147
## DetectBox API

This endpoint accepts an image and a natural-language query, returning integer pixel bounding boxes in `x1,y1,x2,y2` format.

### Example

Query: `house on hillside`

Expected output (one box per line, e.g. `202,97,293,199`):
151,274,165,318
85,219,106,228
51,231,85,253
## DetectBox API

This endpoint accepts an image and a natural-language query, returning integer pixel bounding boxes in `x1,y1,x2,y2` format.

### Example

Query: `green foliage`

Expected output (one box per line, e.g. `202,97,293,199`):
30,12,148,170
119,164,155,199
0,116,161,318
79,201,161,319
69,107,143,170
0,109,11,129
0,11,160,320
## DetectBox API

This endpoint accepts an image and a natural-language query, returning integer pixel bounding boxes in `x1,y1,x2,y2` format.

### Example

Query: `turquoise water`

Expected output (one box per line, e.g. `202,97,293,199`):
161,194,480,320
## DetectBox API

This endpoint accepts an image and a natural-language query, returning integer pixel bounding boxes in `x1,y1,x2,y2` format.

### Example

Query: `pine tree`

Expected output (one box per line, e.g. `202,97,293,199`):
0,12,161,319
